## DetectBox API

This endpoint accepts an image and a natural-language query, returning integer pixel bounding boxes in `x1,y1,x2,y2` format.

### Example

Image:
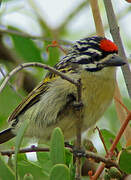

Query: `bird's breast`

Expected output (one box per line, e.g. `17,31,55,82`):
81,69,116,129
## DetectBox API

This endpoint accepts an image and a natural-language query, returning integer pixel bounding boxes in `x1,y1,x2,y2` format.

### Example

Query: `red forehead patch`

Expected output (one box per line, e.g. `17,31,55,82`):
100,39,118,52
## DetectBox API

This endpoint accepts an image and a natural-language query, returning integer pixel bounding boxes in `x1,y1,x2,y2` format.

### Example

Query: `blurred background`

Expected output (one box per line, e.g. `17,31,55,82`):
0,0,131,153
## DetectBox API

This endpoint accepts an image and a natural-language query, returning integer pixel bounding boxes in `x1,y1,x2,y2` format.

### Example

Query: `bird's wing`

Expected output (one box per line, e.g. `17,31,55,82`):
8,73,56,122
8,59,77,122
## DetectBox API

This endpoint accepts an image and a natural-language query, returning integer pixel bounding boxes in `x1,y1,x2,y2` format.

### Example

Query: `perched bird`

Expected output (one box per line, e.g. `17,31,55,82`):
0,36,125,144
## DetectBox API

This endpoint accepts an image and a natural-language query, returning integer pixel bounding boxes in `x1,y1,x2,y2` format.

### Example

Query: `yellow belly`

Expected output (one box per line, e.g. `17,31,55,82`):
81,71,115,130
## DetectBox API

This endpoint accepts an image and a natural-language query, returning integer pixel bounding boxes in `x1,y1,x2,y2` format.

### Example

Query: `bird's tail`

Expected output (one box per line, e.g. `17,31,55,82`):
0,128,15,144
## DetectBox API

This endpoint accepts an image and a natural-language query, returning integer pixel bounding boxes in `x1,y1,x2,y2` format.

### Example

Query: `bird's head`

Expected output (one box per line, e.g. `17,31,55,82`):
58,36,126,73
70,36,126,72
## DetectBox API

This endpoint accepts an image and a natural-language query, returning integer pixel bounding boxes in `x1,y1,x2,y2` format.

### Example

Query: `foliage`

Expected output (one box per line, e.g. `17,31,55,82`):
0,128,131,179
0,0,131,179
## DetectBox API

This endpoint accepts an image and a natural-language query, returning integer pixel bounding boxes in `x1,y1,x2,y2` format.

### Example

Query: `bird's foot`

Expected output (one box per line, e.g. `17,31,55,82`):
72,148,86,157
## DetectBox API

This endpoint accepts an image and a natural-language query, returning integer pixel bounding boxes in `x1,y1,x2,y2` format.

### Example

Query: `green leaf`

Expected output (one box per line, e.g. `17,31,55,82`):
69,163,76,180
50,164,70,180
0,156,15,180
65,148,72,167
17,153,28,162
119,149,131,174
15,119,29,179
50,127,65,165
10,29,42,62
0,85,22,129
127,146,131,151
18,160,48,180
37,151,53,175
100,129,122,151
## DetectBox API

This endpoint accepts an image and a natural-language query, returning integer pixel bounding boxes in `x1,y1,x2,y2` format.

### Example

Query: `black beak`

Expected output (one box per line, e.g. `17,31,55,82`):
101,55,126,67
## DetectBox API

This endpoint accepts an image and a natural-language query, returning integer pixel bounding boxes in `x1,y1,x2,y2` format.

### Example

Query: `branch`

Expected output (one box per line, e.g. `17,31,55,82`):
103,0,131,98
89,0,131,179
91,111,131,179
0,146,49,156
0,146,122,172
0,66,23,99
83,151,121,171
0,28,72,45
89,0,105,36
75,79,83,180
103,0,131,153
95,126,108,155
109,112,131,156
0,62,78,94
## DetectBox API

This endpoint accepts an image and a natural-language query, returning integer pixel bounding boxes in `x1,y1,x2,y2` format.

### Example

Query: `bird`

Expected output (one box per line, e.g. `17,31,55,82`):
0,36,126,144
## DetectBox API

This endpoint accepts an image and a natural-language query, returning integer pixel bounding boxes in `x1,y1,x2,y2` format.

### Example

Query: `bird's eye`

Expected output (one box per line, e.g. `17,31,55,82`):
91,53,100,62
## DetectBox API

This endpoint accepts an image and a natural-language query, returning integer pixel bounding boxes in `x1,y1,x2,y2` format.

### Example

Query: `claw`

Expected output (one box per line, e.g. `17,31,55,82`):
72,148,86,157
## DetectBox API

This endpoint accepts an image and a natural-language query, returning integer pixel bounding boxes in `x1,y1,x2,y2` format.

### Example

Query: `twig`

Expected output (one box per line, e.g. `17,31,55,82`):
95,126,108,155
89,0,131,179
114,89,131,144
0,62,78,94
109,112,131,156
46,40,68,54
103,0,131,152
0,66,23,99
0,28,72,45
89,6,131,37
83,151,120,170
0,146,122,172
0,146,49,156
114,96,130,114
75,79,83,180
89,0,105,37
103,0,131,98
91,112,131,179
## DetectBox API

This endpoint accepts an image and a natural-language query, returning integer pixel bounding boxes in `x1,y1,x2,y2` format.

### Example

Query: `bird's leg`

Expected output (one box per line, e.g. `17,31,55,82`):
72,147,86,158
65,141,86,158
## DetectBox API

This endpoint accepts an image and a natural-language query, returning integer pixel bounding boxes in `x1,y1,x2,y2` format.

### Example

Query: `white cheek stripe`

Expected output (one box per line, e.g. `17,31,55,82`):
82,63,97,69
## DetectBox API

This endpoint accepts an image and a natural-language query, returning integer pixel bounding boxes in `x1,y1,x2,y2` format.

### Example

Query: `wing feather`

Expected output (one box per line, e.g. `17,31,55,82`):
8,80,50,122
8,59,76,122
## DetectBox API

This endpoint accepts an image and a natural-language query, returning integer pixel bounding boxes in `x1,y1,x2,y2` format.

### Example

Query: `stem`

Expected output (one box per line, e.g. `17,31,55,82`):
109,112,131,155
96,126,108,155
91,112,131,179
0,28,72,45
89,0,105,36
75,80,82,180
91,163,105,180
103,0,131,98
89,0,131,179
1,145,121,172
0,146,49,156
0,62,78,94
103,0,131,150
